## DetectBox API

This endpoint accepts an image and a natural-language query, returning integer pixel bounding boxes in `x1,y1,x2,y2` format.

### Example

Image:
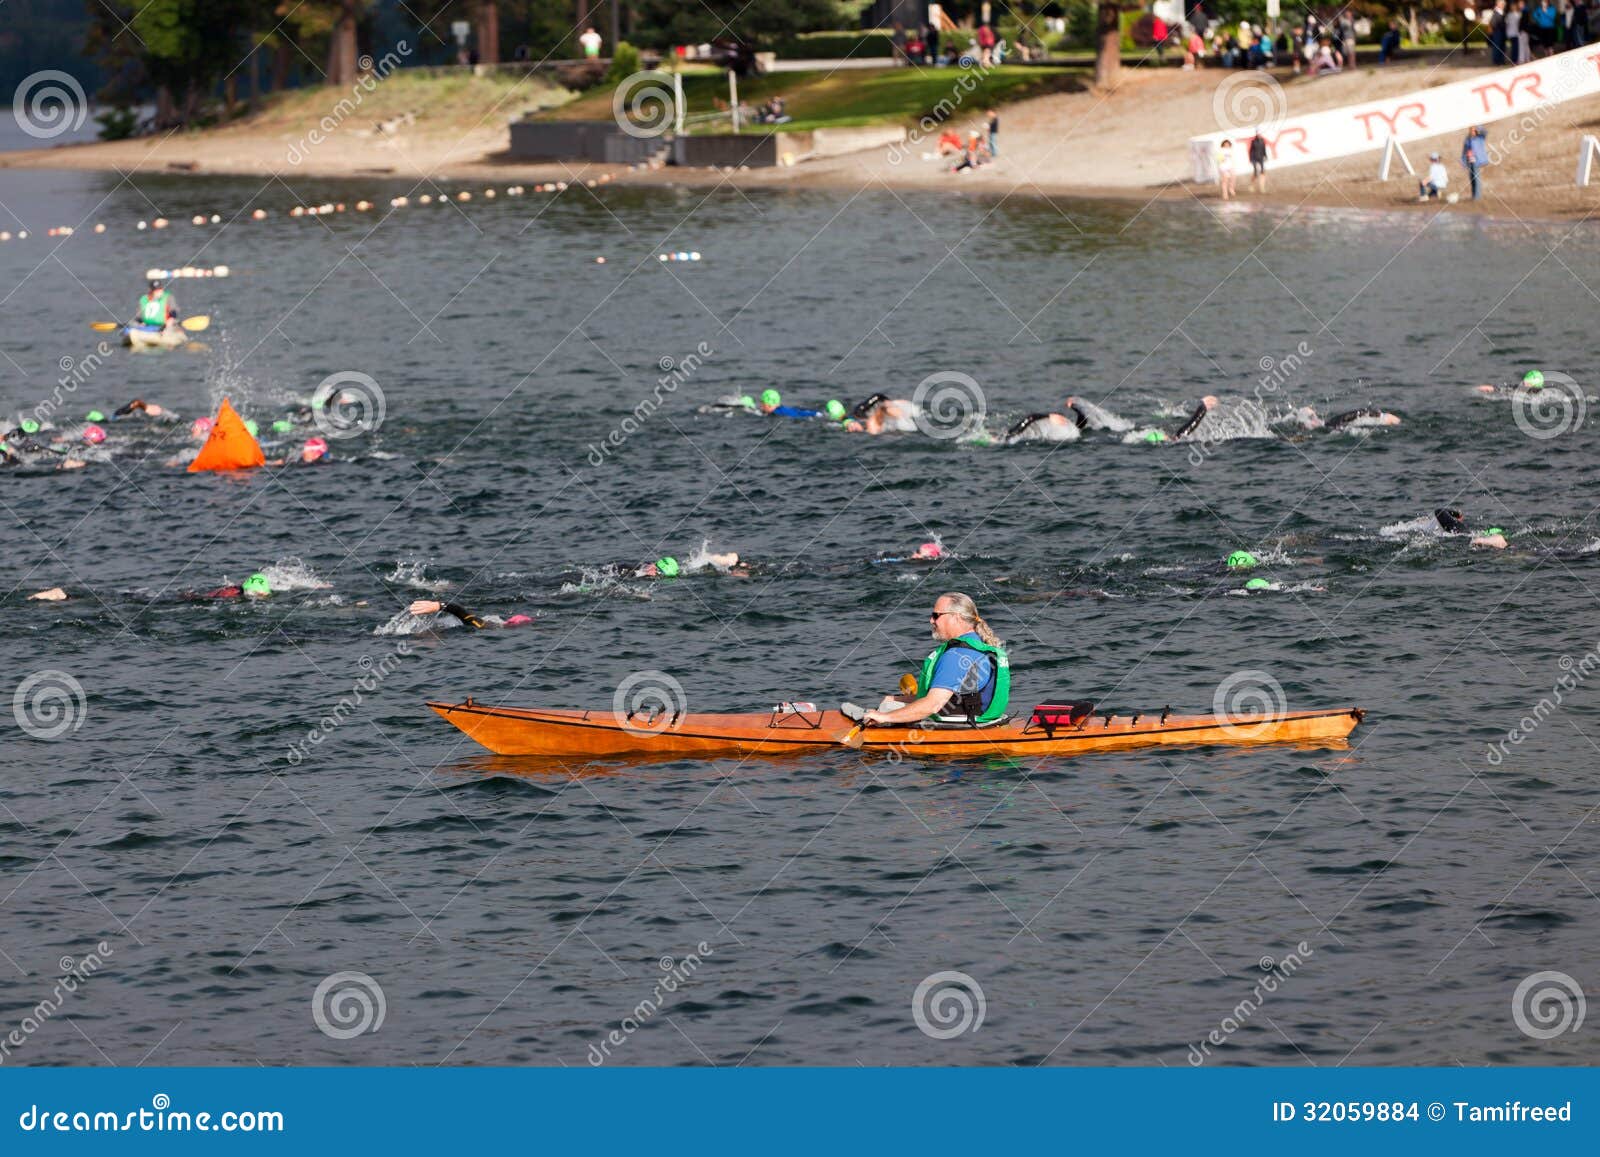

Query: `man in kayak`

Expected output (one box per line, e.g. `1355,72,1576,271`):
132,278,177,332
864,592,1009,725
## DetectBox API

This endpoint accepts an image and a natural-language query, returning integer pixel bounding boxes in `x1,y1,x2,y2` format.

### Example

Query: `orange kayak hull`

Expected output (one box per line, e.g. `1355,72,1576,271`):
427,701,1364,760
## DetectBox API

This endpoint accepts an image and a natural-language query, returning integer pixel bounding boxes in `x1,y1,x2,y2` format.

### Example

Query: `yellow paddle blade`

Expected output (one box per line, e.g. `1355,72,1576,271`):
180,315,211,332
90,321,120,332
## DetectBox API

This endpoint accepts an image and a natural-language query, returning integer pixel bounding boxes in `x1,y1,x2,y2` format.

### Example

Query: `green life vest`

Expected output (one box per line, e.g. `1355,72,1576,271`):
137,291,170,327
916,635,1010,724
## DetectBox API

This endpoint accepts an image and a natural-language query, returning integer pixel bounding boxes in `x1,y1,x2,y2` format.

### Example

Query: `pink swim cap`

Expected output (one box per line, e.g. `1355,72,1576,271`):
82,424,106,444
302,436,329,461
505,613,534,626
190,416,213,439
914,541,943,559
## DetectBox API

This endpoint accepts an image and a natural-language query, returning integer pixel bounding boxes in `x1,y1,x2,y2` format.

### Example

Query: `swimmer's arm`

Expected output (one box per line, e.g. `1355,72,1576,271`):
1173,399,1211,440
409,599,486,628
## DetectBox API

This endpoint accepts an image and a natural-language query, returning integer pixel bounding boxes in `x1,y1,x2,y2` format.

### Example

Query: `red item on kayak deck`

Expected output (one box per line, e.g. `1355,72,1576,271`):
188,398,265,473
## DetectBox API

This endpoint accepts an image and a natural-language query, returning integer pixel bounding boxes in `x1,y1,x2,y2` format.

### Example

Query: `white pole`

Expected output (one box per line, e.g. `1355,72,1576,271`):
1577,135,1600,187
729,70,739,133
673,72,685,136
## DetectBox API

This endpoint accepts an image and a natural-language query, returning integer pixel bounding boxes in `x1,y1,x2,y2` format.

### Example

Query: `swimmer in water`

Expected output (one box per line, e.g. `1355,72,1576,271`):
112,398,177,421
1121,396,1216,445
407,599,536,628
1435,508,1508,549
1003,410,1082,444
267,437,329,466
1063,396,1135,433
1323,406,1401,431
757,389,823,419
186,572,275,600
872,541,946,564
850,393,920,435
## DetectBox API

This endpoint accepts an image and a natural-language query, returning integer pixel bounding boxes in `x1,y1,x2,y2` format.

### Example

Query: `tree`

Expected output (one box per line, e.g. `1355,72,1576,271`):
474,1,501,64
86,0,258,126
1096,2,1120,87
623,0,839,50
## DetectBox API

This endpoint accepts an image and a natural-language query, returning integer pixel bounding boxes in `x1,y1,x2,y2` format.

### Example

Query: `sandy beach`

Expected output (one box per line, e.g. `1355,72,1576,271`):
8,60,1600,221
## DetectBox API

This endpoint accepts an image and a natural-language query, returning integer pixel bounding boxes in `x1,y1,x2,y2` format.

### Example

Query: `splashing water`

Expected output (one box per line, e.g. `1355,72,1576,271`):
1184,397,1276,442
386,560,450,592
1069,397,1134,432
259,557,332,591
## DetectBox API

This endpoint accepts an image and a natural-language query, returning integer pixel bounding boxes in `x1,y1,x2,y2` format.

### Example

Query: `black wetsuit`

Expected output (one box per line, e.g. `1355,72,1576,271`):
439,602,488,629
1173,400,1211,440
1326,407,1385,431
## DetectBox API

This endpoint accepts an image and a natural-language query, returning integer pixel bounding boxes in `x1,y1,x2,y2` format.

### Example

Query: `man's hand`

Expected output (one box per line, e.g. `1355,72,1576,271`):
409,599,443,616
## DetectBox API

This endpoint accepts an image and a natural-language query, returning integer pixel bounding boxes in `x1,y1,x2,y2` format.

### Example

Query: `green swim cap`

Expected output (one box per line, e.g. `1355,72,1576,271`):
655,556,679,578
1143,429,1167,443
1522,370,1545,389
1486,527,1505,537
760,388,781,408
1245,577,1270,590
826,399,847,421
738,395,756,409
272,419,293,433
85,410,105,422
1227,550,1258,569
242,572,271,596
243,419,259,437
20,419,40,434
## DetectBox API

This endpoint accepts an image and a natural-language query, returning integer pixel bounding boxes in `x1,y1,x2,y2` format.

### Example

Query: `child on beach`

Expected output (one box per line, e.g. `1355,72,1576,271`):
1217,139,1237,200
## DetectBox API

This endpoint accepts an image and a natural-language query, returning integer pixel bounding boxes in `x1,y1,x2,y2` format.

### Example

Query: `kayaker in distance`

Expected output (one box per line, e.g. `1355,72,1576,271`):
863,592,1010,725
132,278,177,331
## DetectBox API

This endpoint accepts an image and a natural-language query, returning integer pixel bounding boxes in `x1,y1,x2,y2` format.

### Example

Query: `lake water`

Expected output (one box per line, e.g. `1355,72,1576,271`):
1,164,1596,1066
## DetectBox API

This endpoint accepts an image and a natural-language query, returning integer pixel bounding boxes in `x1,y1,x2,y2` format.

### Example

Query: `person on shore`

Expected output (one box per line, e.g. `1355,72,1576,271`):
937,128,963,156
927,22,941,63
578,26,602,58
1217,139,1237,199
1248,128,1269,192
1529,0,1558,54
1379,23,1403,63
407,599,536,629
1338,14,1357,67
1489,2,1509,64
1185,26,1204,68
977,22,997,67
1508,0,1527,63
986,108,999,157
1461,126,1489,201
1572,0,1591,49
862,592,1009,725
133,278,176,331
1418,153,1449,201
1308,39,1342,75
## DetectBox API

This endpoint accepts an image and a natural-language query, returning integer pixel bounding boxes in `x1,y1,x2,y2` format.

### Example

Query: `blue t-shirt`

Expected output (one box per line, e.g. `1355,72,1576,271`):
928,633,995,709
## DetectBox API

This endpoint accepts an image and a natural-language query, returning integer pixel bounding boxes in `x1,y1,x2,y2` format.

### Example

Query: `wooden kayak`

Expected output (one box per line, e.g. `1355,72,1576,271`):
124,324,188,350
427,699,1365,760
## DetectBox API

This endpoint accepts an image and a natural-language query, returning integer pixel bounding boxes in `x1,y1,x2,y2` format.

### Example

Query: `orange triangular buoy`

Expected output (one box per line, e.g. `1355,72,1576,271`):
187,398,265,473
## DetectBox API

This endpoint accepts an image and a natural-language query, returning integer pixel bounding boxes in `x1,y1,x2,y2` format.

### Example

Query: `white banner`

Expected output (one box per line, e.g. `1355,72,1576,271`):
1190,49,1600,181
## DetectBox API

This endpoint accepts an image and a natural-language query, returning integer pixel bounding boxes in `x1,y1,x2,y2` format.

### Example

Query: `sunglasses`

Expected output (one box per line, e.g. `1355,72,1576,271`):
929,609,956,621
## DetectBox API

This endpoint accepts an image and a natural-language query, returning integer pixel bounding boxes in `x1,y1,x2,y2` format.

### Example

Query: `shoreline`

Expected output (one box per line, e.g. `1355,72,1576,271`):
6,62,1600,226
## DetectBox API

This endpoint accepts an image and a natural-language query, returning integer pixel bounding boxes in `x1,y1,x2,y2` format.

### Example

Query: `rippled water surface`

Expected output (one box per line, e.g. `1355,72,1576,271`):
2,167,1597,1067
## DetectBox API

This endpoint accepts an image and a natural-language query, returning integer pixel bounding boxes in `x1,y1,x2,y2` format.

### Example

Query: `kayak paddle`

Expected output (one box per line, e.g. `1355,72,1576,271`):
91,314,210,332
839,702,869,749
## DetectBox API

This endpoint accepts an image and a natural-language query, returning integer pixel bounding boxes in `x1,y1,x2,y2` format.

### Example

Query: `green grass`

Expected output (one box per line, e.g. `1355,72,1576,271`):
540,65,1084,134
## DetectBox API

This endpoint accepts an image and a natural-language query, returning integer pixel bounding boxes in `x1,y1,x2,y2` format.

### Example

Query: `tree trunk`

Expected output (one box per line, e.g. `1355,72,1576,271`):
156,84,176,128
1407,6,1420,44
273,41,292,93
248,39,260,110
327,0,360,86
1096,2,1121,87
224,74,237,116
475,1,500,65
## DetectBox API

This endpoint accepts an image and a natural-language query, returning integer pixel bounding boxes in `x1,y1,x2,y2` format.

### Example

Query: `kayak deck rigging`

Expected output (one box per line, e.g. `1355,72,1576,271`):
427,698,1365,761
